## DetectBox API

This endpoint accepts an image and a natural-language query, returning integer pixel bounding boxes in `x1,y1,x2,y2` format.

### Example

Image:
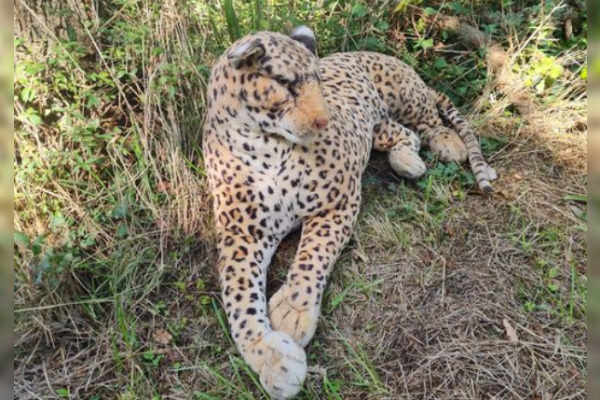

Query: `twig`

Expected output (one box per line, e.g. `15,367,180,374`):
428,13,537,120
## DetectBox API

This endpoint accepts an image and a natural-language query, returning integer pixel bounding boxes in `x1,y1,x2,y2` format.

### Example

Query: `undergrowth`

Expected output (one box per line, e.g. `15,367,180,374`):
14,1,587,399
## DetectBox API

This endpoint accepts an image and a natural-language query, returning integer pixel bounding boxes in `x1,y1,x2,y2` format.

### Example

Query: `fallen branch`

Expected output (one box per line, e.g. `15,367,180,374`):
431,14,537,121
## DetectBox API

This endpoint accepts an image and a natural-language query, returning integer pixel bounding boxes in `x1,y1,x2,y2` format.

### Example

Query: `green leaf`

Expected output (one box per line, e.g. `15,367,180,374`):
24,109,42,126
376,21,389,30
111,202,128,219
66,20,78,42
329,286,354,311
424,7,437,16
330,291,346,309
86,94,100,108
351,4,368,18
24,62,44,76
20,87,35,103
49,212,66,231
57,388,70,398
152,354,164,367
418,38,434,50
142,350,155,361
451,2,467,14
580,67,587,80
434,57,448,69
32,235,46,256
14,231,30,248
357,37,386,51
116,223,128,238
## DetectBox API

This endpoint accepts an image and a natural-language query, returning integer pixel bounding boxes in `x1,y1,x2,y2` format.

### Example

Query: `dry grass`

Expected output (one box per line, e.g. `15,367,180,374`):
14,1,587,399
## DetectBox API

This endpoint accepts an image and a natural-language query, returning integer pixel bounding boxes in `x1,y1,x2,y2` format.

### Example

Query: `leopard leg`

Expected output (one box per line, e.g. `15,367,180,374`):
416,121,468,164
373,118,426,179
269,208,358,347
216,227,307,400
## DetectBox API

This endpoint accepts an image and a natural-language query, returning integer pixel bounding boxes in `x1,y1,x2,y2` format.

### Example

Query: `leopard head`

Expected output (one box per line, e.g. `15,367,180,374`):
209,29,328,144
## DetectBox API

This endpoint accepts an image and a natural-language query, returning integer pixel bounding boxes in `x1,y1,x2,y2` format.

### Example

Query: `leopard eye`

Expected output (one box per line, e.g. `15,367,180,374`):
274,76,290,86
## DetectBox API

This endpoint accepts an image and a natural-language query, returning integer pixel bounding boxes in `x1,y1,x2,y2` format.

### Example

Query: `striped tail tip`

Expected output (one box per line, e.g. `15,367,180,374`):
479,180,493,193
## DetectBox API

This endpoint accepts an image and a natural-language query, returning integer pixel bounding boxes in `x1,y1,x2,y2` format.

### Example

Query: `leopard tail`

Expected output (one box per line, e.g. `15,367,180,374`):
434,91,494,193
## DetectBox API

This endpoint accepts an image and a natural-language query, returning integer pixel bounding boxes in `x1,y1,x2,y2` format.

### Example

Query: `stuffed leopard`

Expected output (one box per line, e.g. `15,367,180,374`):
202,26,496,399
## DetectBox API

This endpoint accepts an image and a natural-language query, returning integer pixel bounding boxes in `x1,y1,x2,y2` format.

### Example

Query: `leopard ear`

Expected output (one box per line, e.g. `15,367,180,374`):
228,39,266,69
290,25,317,56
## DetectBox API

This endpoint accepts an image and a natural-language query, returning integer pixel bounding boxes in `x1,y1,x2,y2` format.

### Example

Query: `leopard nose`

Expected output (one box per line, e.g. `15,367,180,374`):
313,117,328,130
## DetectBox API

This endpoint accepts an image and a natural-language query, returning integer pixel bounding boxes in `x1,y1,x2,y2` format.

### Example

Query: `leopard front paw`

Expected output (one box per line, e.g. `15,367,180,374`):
245,331,307,399
269,287,320,348
388,146,427,179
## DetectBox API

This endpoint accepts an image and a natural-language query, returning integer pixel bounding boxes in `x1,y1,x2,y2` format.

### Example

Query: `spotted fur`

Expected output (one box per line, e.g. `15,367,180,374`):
202,28,495,399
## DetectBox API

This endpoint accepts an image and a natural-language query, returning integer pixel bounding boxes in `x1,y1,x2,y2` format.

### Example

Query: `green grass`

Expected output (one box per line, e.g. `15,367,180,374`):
14,0,587,398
